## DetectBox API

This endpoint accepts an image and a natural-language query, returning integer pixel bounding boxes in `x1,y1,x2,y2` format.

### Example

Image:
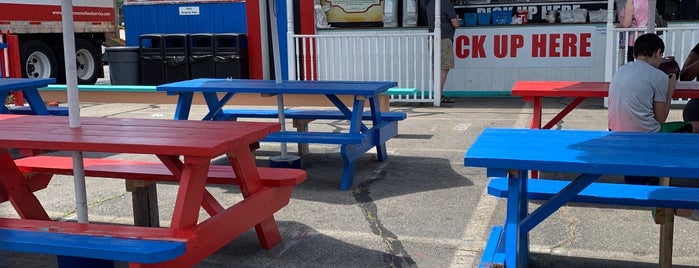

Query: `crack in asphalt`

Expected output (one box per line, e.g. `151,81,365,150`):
353,169,417,268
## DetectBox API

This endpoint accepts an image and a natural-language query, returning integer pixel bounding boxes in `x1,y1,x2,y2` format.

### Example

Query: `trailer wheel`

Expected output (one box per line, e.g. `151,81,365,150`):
20,40,57,79
75,39,100,84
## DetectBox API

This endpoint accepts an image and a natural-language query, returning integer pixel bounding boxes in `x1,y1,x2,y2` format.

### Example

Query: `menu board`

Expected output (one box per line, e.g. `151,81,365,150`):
321,0,384,26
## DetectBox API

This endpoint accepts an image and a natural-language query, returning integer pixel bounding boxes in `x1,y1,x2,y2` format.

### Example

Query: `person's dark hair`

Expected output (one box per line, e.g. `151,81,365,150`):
633,33,665,58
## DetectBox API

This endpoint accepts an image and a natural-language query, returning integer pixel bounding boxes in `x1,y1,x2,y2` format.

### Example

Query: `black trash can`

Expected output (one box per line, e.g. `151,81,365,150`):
163,34,190,83
105,46,141,85
139,34,164,85
214,33,249,79
188,33,215,79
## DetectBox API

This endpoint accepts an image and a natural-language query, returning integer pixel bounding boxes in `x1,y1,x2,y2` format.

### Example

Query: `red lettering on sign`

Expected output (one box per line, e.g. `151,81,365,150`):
549,34,561,57
455,35,486,58
562,33,577,56
455,36,470,58
580,33,591,57
531,34,546,57
511,34,524,57
494,35,508,58
472,35,486,58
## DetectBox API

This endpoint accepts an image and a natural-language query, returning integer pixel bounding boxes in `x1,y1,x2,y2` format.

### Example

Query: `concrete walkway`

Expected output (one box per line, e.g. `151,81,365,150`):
1,95,698,268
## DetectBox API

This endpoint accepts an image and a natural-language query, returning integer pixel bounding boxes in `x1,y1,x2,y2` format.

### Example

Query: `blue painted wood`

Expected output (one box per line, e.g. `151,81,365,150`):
0,78,55,91
157,79,397,96
10,106,69,116
0,228,185,264
480,226,503,268
222,109,407,121
488,178,699,210
466,128,699,267
384,88,418,95
263,132,365,144
123,3,247,47
465,128,699,179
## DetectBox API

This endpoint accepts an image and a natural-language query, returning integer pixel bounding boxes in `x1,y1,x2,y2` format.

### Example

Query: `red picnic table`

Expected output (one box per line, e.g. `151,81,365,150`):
0,114,306,267
512,80,699,129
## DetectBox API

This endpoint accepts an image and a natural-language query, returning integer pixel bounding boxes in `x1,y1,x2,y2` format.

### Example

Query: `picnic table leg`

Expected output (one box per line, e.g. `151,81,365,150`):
505,169,529,268
20,88,50,115
658,176,673,268
227,145,282,249
174,92,193,120
125,180,160,227
0,149,50,220
368,95,388,161
165,155,211,230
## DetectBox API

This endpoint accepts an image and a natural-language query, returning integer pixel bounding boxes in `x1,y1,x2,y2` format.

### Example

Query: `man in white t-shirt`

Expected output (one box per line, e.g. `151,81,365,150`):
608,33,682,133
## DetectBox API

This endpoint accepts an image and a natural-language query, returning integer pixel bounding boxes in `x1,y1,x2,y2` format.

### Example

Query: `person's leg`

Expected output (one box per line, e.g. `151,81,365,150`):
440,38,455,103
627,46,635,62
683,99,699,132
680,46,699,81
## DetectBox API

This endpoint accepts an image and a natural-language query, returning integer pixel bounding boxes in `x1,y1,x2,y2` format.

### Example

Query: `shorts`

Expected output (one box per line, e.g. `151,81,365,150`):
440,38,454,70
683,99,699,122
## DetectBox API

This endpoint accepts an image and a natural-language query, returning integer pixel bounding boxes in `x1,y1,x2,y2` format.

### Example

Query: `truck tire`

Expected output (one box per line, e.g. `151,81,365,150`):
75,39,100,84
20,40,57,80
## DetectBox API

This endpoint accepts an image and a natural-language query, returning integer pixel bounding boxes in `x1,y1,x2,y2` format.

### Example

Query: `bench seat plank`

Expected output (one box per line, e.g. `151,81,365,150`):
15,156,306,188
262,131,366,144
222,109,407,121
0,227,185,264
9,106,69,116
488,178,699,209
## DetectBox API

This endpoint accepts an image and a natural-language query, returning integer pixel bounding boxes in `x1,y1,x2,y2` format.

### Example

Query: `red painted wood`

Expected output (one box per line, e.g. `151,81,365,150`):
0,115,301,266
512,81,699,99
7,33,24,106
0,149,49,220
15,156,307,187
245,1,263,79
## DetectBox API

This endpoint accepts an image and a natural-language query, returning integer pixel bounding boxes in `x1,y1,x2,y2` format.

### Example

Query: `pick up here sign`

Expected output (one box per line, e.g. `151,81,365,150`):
453,25,597,68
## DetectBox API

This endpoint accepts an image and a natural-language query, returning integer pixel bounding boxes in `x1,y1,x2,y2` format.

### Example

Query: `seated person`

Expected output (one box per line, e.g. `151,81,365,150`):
608,33,685,133
682,43,699,130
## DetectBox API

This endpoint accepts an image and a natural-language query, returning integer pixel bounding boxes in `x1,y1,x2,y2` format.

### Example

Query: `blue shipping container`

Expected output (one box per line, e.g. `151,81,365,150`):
124,1,291,79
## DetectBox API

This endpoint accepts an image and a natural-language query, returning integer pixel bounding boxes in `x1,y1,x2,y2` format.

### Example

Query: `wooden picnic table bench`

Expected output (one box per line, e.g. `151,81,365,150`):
222,108,407,155
465,128,699,268
0,78,55,115
157,78,404,190
0,114,305,267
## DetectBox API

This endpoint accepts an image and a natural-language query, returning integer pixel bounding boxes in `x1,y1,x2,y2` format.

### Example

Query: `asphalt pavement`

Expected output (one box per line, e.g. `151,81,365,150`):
1,84,698,267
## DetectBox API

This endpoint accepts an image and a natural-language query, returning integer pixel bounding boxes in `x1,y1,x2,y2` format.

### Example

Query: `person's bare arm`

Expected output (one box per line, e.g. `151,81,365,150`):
654,74,677,123
451,18,459,28
680,51,699,81
620,0,634,28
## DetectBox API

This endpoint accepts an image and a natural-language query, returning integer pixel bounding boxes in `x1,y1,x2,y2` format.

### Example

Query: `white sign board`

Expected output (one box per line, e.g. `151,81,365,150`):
179,6,200,16
454,25,597,68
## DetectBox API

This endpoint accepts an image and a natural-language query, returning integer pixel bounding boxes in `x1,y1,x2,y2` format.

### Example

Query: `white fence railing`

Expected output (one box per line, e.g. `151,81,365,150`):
290,32,437,104
613,26,699,104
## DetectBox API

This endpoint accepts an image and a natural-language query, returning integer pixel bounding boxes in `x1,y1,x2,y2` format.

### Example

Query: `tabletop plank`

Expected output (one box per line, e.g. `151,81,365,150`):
0,78,55,91
0,115,279,156
512,80,699,99
465,128,699,179
156,78,397,95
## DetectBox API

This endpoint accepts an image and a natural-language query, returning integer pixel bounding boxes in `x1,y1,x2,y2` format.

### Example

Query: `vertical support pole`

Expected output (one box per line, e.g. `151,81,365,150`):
658,176,674,268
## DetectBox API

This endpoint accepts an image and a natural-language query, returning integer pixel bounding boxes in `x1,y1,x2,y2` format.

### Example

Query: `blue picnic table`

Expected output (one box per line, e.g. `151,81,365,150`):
0,78,57,115
465,128,699,268
156,78,401,190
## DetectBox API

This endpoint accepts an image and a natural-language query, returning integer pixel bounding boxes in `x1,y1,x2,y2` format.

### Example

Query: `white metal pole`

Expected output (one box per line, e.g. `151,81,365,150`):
260,0,270,80
604,0,614,82
269,0,289,159
647,0,656,34
61,0,88,224
286,0,296,81
433,0,442,107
